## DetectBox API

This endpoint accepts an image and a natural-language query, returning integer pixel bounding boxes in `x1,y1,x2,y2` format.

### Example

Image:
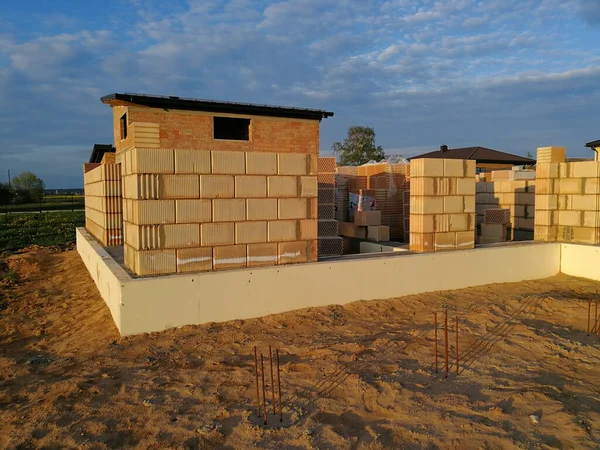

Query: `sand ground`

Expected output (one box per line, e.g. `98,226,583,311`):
1,247,599,449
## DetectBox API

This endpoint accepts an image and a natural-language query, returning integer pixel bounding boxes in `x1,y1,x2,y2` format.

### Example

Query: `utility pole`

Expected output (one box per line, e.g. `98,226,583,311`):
7,169,10,188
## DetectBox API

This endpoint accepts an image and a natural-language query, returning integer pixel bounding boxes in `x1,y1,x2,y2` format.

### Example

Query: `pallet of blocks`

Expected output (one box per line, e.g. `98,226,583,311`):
479,209,510,244
339,162,409,241
83,163,123,246
317,157,343,256
338,209,390,242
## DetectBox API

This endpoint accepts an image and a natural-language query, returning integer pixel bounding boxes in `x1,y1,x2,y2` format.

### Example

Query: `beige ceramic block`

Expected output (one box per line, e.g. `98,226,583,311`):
464,160,476,178
410,214,434,234
455,230,475,249
129,148,174,174
278,153,307,175
534,225,558,241
235,221,267,244
583,211,600,228
443,159,464,177
535,178,555,195
247,243,278,267
175,199,211,223
162,224,200,248
455,178,475,196
278,198,307,220
434,214,450,233
246,152,277,175
246,198,278,221
211,150,245,174
464,195,475,213
535,195,558,211
213,245,247,270
584,178,599,195
200,222,235,246
235,176,267,198
268,220,297,242
558,179,583,195
278,241,308,264
299,176,318,198
268,176,298,197
443,196,464,214
159,174,199,199
354,210,381,226
299,219,318,240
571,195,597,211
213,199,246,222
435,178,452,196
339,221,367,238
177,247,212,272
127,200,175,225
199,175,235,198
410,159,444,178
536,147,565,164
434,232,456,252
411,196,444,215
449,213,469,231
558,210,582,227
409,232,434,253
411,177,435,196
535,162,560,179
174,149,211,174
535,210,553,227
133,249,177,275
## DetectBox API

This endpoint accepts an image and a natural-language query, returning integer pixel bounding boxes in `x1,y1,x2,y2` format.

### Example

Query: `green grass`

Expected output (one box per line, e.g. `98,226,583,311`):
2,197,85,212
0,211,85,253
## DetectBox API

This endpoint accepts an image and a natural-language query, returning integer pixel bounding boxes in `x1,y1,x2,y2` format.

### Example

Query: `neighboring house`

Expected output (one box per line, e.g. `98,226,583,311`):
89,144,115,163
409,145,535,174
585,140,600,161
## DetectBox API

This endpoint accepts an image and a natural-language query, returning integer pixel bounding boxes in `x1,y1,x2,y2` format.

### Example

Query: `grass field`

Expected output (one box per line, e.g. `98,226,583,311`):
2,195,84,213
0,211,84,253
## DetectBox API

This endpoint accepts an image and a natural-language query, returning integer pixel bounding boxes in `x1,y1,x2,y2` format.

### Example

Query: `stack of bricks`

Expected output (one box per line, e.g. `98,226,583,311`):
479,209,510,244
537,146,566,164
317,157,343,256
338,210,390,242
409,158,476,252
83,163,123,246
334,173,349,223
475,179,536,230
118,147,319,275
339,163,409,241
535,159,600,244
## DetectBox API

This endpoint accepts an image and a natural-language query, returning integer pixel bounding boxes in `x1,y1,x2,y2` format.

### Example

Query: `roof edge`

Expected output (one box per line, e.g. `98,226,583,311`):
585,139,600,148
100,92,334,121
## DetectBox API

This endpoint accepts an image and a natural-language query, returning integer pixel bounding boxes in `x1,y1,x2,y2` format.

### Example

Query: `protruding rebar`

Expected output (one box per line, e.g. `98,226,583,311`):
455,316,459,376
269,345,276,415
587,294,592,335
444,309,449,378
254,346,260,417
434,312,438,374
595,297,599,334
261,354,267,425
276,348,283,423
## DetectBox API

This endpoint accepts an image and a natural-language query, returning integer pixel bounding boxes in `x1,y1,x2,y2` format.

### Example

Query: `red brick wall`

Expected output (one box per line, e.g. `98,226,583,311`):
110,105,320,154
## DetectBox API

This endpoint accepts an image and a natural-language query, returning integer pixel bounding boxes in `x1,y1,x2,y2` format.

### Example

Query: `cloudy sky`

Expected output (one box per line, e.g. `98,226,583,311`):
0,0,599,188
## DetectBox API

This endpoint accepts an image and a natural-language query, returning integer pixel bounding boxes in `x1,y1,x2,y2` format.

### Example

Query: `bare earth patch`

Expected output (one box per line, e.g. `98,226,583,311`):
1,248,599,449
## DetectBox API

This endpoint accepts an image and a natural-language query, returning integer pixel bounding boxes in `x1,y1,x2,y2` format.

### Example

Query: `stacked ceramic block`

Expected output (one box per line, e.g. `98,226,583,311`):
317,157,342,256
83,163,123,246
339,163,409,241
479,209,510,244
118,147,318,275
475,180,536,230
339,210,390,242
535,160,600,244
537,146,566,164
409,158,476,253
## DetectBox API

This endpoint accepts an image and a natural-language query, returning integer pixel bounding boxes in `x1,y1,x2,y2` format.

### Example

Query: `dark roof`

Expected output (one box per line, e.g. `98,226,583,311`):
101,92,334,121
89,144,115,164
409,146,535,165
585,140,600,148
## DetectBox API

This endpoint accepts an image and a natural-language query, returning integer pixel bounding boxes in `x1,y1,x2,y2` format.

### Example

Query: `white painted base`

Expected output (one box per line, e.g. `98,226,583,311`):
77,228,596,336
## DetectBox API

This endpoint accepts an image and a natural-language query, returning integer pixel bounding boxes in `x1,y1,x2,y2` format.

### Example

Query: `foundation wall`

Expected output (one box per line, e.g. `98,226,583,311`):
560,243,600,281
78,228,561,336
83,163,123,246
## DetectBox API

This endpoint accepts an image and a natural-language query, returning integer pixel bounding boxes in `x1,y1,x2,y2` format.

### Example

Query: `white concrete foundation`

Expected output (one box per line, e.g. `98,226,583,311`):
77,228,599,336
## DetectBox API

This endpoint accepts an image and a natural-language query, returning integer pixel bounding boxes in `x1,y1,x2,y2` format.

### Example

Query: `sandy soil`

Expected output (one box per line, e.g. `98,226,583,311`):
1,248,599,449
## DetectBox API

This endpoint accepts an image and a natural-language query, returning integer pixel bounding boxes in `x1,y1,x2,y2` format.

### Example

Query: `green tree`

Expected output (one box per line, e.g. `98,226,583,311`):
0,183,13,205
11,172,45,203
526,151,533,159
332,126,386,166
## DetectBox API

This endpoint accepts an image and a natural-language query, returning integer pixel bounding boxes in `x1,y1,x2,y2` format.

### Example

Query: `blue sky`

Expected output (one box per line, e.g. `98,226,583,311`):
0,0,599,188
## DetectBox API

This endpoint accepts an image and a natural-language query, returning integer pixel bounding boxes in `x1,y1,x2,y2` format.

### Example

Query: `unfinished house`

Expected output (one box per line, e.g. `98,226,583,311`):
84,93,333,276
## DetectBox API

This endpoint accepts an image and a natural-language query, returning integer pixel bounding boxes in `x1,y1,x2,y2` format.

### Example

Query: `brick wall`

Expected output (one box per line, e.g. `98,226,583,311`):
409,158,476,252
118,148,319,275
535,160,600,244
83,163,123,246
111,105,320,154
